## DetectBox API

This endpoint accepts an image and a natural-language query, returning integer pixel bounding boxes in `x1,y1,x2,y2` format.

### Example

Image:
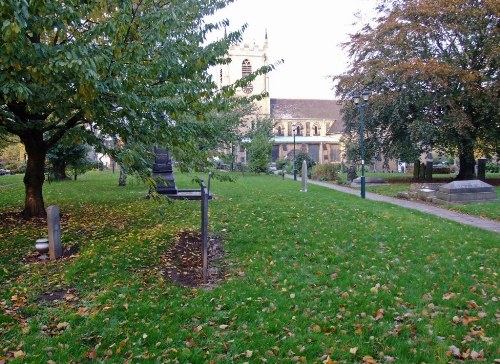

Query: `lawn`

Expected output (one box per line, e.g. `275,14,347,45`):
336,173,500,222
1,171,498,363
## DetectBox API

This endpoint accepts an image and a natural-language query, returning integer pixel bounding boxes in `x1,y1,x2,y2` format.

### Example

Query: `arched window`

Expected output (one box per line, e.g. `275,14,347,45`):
277,126,282,135
296,125,301,135
242,59,253,94
314,125,319,135
242,59,252,76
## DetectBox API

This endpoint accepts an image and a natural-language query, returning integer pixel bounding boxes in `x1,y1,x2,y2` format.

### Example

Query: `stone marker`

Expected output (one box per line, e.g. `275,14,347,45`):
434,180,498,204
352,176,386,185
301,160,307,192
47,205,62,260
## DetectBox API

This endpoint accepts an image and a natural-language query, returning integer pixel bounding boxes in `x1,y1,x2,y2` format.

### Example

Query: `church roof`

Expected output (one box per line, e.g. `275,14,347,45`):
270,98,345,134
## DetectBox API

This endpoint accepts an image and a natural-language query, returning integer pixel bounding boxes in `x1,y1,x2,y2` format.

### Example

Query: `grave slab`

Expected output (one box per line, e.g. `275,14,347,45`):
433,180,498,204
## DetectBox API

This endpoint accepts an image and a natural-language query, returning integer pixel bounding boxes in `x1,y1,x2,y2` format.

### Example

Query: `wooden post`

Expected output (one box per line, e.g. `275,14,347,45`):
200,180,209,283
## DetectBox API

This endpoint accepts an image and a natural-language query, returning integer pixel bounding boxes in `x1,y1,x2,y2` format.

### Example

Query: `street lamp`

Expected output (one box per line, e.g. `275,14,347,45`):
292,123,297,180
352,90,370,199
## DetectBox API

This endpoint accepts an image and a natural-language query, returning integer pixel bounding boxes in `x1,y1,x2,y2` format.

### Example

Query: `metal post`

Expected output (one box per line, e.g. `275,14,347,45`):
359,104,366,199
207,172,212,196
293,130,297,181
200,180,208,283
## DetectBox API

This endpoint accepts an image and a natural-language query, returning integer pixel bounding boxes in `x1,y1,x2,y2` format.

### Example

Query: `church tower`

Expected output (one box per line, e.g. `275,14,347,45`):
218,30,270,116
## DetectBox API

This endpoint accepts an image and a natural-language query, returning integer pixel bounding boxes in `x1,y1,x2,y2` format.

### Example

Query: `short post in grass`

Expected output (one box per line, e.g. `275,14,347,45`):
47,205,62,260
200,180,209,283
301,159,308,192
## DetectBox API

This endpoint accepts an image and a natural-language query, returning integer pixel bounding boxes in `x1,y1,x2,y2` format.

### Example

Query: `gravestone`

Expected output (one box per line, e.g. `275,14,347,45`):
408,182,443,201
352,176,386,186
425,161,433,181
47,205,62,260
301,160,308,192
477,158,486,182
433,180,498,204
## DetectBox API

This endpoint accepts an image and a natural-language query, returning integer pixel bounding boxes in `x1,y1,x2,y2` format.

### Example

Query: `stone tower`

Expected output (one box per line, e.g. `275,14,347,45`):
218,30,270,116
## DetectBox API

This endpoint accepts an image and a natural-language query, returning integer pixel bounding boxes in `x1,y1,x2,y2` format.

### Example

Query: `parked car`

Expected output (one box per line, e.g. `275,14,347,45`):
0,168,11,175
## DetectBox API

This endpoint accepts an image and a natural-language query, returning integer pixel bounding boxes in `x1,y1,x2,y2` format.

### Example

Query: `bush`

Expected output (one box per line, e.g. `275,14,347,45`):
4,161,26,174
311,163,341,181
335,172,349,185
486,162,500,173
295,151,316,173
275,159,290,170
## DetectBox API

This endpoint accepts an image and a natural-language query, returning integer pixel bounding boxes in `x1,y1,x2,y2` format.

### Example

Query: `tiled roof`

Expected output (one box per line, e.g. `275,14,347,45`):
270,98,345,134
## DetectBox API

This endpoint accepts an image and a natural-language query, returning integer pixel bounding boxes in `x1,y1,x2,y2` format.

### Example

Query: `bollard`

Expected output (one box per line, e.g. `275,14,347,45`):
301,160,308,192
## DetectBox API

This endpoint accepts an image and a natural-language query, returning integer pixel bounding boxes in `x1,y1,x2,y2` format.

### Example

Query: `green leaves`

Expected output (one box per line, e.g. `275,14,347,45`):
335,0,500,174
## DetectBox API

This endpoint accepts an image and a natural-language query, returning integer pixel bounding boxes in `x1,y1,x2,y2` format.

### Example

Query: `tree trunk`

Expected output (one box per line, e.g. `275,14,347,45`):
52,160,69,181
456,140,476,180
118,167,127,186
21,132,48,218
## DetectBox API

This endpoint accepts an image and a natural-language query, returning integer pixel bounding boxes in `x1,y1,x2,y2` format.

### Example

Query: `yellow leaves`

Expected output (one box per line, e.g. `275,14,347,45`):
12,350,25,359
311,324,321,333
462,316,480,326
322,356,339,364
56,321,70,331
453,315,481,326
467,300,479,309
447,346,484,360
374,308,385,321
362,355,378,364
442,292,457,300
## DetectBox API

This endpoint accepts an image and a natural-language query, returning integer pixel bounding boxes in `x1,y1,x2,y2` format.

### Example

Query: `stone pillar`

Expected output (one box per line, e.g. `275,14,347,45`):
301,160,308,192
477,158,487,181
419,163,426,180
425,161,433,181
413,160,420,179
47,205,62,260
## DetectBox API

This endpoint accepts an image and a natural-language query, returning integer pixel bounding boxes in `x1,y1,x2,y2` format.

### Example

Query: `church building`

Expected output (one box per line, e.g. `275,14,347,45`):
217,32,345,165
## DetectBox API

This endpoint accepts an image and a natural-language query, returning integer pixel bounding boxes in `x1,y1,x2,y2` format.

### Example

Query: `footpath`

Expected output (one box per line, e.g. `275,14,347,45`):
294,177,500,234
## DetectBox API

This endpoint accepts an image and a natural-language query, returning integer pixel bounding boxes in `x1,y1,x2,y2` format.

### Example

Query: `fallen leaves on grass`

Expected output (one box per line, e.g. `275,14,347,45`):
160,230,225,287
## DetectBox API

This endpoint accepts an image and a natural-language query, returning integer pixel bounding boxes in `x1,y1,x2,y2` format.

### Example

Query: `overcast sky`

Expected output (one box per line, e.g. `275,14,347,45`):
210,0,378,100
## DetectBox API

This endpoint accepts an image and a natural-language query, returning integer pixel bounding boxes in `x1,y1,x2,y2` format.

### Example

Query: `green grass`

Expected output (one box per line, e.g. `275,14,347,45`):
1,171,499,363
339,173,500,222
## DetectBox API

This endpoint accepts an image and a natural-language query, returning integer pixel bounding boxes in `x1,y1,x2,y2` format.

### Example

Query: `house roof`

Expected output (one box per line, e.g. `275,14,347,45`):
270,98,345,134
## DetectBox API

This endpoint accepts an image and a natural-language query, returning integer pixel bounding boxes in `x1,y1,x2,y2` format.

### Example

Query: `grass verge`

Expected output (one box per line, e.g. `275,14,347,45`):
0,171,498,363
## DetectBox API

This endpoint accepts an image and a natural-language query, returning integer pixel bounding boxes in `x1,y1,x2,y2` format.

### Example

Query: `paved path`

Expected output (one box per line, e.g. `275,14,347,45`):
291,176,500,234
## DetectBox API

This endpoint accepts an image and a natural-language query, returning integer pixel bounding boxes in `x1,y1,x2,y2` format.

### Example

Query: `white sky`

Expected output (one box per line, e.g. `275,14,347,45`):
209,0,378,100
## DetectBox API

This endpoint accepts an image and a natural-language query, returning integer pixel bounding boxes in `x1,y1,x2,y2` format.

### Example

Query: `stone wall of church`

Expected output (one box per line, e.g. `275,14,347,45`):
220,42,270,115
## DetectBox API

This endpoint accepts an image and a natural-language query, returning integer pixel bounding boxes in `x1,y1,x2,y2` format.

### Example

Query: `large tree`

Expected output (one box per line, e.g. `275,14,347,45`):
335,0,500,179
1,0,273,217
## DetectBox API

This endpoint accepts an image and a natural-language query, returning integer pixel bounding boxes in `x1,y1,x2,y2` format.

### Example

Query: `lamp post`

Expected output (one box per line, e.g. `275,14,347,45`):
353,90,370,199
292,123,297,180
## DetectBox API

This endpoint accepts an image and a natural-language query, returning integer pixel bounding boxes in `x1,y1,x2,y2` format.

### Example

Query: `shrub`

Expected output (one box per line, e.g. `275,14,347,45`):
311,163,341,181
486,162,500,173
275,159,290,170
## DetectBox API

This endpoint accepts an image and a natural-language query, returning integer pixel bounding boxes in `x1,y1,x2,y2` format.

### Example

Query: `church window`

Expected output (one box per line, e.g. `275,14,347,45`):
277,126,282,135
314,125,319,135
296,125,301,136
242,59,253,94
